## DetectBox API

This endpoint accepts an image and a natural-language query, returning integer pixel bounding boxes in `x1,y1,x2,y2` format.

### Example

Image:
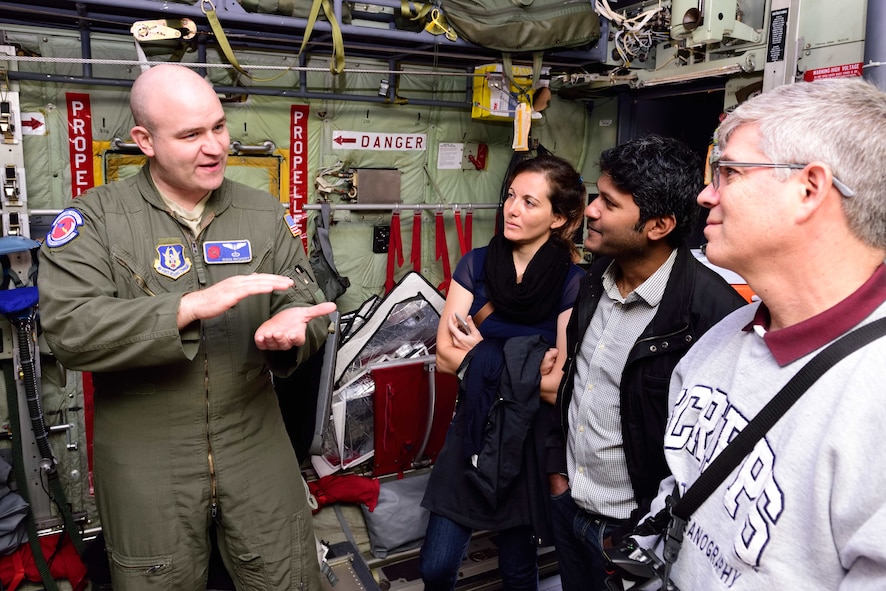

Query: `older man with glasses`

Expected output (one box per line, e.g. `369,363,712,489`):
617,77,886,591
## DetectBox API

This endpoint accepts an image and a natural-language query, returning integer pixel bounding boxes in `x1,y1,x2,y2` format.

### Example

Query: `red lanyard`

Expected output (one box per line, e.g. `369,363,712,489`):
453,207,473,256
411,210,422,272
435,210,451,294
385,211,404,293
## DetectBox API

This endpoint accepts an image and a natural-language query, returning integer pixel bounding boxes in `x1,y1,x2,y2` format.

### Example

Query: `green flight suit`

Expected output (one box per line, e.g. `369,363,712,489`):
38,165,328,591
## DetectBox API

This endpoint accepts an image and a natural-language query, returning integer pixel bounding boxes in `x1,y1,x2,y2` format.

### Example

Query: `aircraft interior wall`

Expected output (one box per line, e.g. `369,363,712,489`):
0,0,877,587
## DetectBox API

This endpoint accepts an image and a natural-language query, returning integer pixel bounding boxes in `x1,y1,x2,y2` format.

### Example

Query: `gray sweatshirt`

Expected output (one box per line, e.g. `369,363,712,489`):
646,274,886,590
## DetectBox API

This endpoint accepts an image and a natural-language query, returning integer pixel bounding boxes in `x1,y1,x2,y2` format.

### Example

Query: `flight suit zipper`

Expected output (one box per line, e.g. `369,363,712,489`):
183,229,219,519
191,237,208,286
203,294,219,520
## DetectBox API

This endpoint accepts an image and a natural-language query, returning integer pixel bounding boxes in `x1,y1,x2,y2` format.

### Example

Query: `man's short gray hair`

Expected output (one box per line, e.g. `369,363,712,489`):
717,78,886,250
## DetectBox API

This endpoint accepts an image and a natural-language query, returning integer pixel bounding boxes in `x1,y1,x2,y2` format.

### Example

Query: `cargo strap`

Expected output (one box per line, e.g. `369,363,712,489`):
298,0,346,74
501,52,543,105
201,0,251,77
385,211,404,294
398,2,431,24
410,210,422,273
419,164,453,294
11,328,87,561
201,0,345,78
453,206,472,256
434,210,451,295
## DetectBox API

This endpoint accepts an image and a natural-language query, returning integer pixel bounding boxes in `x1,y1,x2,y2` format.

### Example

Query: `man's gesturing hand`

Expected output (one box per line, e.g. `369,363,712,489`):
177,273,297,329
255,301,337,350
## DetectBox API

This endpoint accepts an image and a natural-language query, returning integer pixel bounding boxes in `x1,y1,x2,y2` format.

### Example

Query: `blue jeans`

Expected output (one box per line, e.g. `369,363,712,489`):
550,490,623,591
419,512,539,591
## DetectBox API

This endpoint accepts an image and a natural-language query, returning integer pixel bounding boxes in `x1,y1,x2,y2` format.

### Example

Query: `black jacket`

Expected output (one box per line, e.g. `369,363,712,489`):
424,334,558,544
550,245,747,537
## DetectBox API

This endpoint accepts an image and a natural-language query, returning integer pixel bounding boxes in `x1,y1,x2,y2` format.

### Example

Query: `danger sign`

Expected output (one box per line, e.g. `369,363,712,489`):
332,131,427,151
803,63,863,82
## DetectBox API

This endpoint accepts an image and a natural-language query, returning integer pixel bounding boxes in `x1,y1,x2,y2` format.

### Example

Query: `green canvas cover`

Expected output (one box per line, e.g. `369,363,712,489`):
238,0,352,22
442,0,600,52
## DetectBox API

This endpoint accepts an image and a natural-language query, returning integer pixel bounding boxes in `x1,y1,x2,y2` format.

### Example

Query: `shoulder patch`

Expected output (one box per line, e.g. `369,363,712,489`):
154,240,192,280
284,214,302,238
46,209,85,248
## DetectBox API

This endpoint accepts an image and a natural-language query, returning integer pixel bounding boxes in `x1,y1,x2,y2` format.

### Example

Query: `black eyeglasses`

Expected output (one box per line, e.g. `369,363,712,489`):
710,160,856,198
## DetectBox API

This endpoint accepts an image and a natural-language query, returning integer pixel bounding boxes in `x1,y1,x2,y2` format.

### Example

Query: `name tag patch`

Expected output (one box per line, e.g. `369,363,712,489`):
154,241,192,280
204,240,252,264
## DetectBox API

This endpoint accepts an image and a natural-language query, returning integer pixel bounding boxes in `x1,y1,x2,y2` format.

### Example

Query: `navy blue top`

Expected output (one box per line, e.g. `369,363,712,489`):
452,246,585,344
422,245,585,536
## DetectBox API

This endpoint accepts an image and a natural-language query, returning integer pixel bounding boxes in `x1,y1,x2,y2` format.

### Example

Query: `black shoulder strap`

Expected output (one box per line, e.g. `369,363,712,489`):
674,315,886,520
658,316,886,576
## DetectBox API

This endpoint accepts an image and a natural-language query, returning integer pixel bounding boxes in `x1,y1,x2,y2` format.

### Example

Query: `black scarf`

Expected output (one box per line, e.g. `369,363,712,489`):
484,233,571,326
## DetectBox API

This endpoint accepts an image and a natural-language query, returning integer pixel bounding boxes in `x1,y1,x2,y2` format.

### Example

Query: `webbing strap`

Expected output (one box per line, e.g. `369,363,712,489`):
454,209,468,256
48,474,85,553
3,316,87,565
410,210,422,272
3,359,60,591
385,211,404,293
202,0,251,78
298,0,346,74
501,52,543,104
435,211,451,295
399,0,433,24
464,208,473,252
202,0,345,80
333,504,360,550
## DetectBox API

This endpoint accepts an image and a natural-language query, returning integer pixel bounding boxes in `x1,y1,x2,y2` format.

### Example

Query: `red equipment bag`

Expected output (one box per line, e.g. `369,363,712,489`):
371,361,458,477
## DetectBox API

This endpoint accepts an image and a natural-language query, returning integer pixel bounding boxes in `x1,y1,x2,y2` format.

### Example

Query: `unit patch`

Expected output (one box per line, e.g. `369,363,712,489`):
284,214,302,239
154,241,192,280
46,209,85,248
204,240,252,264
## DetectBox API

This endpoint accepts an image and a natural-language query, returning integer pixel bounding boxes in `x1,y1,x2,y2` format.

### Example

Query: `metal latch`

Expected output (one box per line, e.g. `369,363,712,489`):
130,18,197,42
3,165,19,204
0,102,13,143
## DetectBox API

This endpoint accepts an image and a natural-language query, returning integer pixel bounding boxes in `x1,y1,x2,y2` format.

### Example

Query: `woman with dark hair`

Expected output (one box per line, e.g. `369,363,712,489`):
420,154,587,591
